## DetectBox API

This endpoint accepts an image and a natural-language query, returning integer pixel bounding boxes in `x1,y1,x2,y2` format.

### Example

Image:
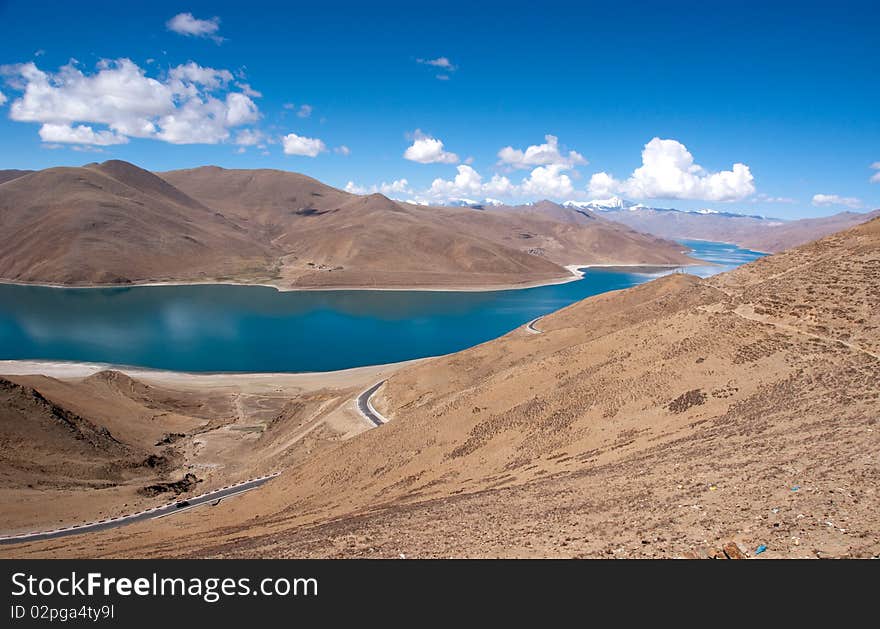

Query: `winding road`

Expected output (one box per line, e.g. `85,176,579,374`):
356,380,389,427
525,316,544,334
0,473,279,545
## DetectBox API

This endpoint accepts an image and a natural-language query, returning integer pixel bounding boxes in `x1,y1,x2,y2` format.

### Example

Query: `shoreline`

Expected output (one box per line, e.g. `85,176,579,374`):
0,357,430,387
0,261,701,294
677,236,772,255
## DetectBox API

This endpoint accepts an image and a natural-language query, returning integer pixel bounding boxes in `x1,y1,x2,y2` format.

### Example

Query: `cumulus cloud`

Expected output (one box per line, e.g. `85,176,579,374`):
586,172,617,199
281,132,326,157
520,164,574,198
426,165,514,200
588,138,755,202
345,179,411,196
167,61,232,89
497,135,587,170
166,13,223,43
871,162,880,184
335,145,351,156
38,123,128,145
812,193,862,209
403,130,459,164
234,129,264,146
362,161,581,205
1,58,260,145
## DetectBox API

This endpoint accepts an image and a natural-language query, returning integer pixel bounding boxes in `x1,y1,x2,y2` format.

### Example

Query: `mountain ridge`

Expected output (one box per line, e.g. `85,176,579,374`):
0,160,694,289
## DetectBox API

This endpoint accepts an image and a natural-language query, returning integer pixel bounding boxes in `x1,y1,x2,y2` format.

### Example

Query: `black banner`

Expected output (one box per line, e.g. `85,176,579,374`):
1,559,871,625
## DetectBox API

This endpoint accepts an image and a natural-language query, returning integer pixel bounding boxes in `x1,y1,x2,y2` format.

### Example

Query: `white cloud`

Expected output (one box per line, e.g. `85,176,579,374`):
520,164,574,198
428,165,485,197
497,134,587,170
38,123,128,145
811,194,862,209
166,13,223,43
587,172,618,199
870,162,880,184
234,129,264,146
2,58,259,145
403,130,459,164
755,193,796,203
282,132,326,157
236,83,261,98
345,179,411,196
365,162,577,205
417,57,456,70
0,90,6,105
588,137,755,202
296,104,312,118
168,62,232,89
426,165,515,201
335,145,351,156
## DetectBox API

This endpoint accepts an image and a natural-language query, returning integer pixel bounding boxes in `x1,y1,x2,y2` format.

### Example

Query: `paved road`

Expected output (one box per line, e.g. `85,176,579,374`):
0,473,279,545
356,380,388,427
525,316,544,334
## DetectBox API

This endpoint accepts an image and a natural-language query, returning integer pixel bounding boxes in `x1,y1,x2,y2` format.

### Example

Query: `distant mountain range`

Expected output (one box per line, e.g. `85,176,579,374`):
451,194,878,253
0,162,692,289
560,197,880,253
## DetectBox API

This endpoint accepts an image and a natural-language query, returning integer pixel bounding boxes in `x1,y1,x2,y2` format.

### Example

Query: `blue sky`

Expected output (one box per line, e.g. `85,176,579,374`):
0,0,877,217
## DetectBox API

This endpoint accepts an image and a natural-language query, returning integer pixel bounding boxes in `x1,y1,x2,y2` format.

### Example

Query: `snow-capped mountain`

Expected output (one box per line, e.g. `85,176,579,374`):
563,196,629,210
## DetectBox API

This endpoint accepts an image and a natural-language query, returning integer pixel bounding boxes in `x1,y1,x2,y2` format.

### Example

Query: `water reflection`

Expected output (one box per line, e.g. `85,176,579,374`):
0,240,764,372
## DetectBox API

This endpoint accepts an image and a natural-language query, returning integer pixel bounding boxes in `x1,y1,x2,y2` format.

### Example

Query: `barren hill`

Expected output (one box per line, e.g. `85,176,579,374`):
479,199,693,266
8,218,876,558
0,161,273,285
0,161,693,289
0,170,33,185
159,166,693,287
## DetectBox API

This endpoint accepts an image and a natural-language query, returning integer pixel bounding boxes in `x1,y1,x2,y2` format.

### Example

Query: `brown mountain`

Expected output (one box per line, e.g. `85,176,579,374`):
479,199,693,266
732,209,880,252
0,161,693,289
159,166,694,287
0,170,33,185
598,205,880,253
0,161,273,285
9,217,876,558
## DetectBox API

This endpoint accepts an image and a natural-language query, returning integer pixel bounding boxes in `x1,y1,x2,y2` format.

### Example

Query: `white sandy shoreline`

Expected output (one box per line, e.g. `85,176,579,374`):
0,261,703,294
0,357,429,387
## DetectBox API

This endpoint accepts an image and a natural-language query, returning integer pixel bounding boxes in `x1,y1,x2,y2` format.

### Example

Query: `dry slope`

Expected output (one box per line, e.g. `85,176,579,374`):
8,217,877,558
161,166,694,287
0,161,273,284
0,161,693,289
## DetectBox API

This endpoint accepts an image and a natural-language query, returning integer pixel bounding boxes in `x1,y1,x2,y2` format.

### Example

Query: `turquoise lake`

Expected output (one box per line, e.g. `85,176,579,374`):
0,240,764,373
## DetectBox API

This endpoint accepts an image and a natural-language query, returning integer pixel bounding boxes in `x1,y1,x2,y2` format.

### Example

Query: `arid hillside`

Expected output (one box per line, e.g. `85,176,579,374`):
0,370,224,532
467,200,691,267
7,217,876,559
0,161,274,285
0,160,695,289
0,363,398,535
160,166,694,287
0,170,33,185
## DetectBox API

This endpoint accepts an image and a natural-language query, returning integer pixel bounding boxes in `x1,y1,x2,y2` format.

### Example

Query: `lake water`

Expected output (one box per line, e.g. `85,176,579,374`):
0,240,764,373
